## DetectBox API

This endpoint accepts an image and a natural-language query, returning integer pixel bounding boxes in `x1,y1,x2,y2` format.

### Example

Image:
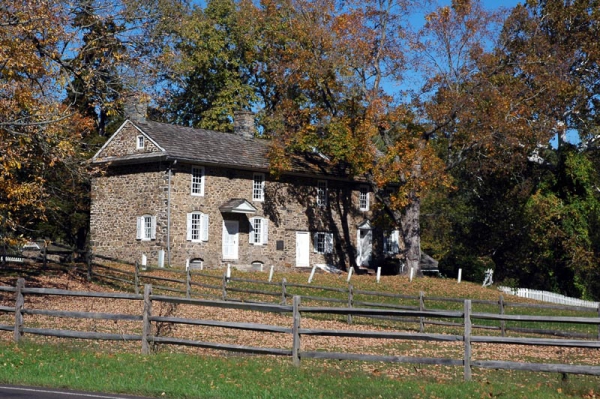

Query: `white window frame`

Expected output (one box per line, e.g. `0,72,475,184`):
253,173,265,202
186,212,209,242
359,186,370,211
249,217,269,245
136,215,156,241
383,230,400,254
313,232,333,254
317,180,327,207
191,166,205,196
136,135,145,150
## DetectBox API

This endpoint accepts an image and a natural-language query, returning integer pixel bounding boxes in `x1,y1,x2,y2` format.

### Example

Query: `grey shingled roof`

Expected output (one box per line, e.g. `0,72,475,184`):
136,120,270,170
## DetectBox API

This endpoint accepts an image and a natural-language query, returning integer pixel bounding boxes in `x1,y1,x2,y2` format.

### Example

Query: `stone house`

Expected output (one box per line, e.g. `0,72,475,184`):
90,109,401,271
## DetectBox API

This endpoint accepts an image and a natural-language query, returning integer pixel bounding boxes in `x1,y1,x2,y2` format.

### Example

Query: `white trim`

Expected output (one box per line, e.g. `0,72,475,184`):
187,212,209,242
222,220,239,260
249,217,269,245
252,173,265,201
313,232,333,254
136,135,145,149
317,180,327,207
92,119,166,162
383,230,400,254
191,166,205,196
359,185,370,211
201,213,209,241
91,120,165,161
230,203,256,213
295,231,310,267
137,214,155,241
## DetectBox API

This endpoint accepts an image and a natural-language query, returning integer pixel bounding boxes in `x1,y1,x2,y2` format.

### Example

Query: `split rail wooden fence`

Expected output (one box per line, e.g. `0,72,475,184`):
0,278,599,381
82,258,600,341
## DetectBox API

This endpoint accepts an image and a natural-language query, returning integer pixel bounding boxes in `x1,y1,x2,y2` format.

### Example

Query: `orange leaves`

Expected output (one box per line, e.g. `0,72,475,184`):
0,1,94,242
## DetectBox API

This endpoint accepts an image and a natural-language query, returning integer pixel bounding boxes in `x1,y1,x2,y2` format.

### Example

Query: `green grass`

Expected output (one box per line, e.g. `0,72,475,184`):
0,341,597,399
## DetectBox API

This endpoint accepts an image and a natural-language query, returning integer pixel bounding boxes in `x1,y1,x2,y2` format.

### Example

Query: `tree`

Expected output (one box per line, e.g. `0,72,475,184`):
66,0,128,138
418,0,600,298
163,0,457,272
161,0,255,130
0,0,94,246
1,0,184,249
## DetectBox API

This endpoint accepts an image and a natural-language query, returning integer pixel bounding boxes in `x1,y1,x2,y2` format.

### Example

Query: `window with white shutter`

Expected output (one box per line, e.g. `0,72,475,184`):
313,232,333,254
201,213,209,241
187,212,209,242
137,215,156,241
249,217,269,245
383,230,400,254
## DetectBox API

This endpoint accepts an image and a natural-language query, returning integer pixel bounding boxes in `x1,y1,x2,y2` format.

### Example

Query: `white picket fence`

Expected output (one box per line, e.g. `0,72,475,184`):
498,286,599,309
1,255,24,263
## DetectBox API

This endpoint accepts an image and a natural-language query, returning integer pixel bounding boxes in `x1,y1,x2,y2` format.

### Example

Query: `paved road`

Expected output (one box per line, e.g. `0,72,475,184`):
0,385,155,399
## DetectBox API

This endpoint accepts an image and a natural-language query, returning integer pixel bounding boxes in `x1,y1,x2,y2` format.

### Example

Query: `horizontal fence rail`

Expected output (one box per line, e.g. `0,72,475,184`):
4,255,600,343
10,255,592,343
0,278,599,381
499,286,599,309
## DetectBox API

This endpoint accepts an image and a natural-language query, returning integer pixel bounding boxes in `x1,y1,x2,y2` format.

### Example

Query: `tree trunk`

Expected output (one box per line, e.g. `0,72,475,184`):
402,192,421,275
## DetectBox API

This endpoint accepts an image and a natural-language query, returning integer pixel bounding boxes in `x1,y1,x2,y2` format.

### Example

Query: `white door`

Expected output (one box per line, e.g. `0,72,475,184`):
296,232,310,267
357,229,372,266
222,220,239,260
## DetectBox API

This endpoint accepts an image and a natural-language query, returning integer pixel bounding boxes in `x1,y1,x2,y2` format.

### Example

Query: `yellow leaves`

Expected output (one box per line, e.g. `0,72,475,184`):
0,0,93,235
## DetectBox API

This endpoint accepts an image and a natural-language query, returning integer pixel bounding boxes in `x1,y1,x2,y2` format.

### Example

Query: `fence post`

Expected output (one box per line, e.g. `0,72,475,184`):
142,284,152,355
499,295,505,337
347,284,354,325
134,261,140,295
292,295,301,366
463,299,472,381
419,291,425,333
14,278,25,343
597,303,600,341
186,267,192,299
281,278,287,305
86,251,93,282
43,242,48,269
222,270,228,301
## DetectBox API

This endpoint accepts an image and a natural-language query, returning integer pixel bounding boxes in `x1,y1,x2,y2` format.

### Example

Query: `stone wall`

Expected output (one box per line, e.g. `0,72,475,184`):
90,163,167,262
97,122,161,159
91,160,379,270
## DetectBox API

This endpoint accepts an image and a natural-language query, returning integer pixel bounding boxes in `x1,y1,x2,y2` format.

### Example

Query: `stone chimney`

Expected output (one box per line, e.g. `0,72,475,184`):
124,94,147,123
233,110,255,140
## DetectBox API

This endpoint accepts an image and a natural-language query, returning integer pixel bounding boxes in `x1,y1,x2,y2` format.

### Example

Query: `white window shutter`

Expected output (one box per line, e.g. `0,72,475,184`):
392,230,400,254
136,217,142,240
201,213,209,241
150,216,157,239
383,231,388,254
262,218,269,244
313,232,318,253
249,217,256,244
186,213,193,241
325,233,333,254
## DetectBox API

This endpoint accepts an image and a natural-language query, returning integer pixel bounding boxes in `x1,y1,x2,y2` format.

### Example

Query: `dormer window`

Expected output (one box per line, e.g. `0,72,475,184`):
136,135,145,150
